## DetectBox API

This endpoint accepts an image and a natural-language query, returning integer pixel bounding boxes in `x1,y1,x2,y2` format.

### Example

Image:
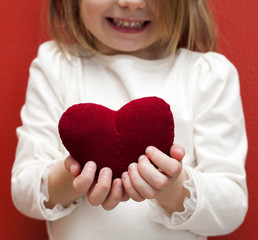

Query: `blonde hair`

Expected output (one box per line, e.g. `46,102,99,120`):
49,0,217,55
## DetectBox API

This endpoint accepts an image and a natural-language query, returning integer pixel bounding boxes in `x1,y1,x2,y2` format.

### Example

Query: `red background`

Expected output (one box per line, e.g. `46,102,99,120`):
0,0,257,239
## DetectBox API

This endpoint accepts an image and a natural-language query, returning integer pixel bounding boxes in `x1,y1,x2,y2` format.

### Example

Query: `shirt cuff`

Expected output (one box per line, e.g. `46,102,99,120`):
39,160,83,221
148,166,197,226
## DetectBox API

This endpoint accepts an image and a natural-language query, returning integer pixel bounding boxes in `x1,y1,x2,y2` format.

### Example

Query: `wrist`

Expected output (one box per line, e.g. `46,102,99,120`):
155,168,190,214
44,160,81,209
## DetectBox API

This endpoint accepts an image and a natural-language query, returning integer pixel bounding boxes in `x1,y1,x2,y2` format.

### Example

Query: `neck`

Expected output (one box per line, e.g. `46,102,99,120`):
96,42,169,60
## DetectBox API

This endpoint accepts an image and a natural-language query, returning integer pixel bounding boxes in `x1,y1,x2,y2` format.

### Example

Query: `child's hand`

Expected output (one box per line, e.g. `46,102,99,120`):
121,144,190,213
65,156,129,210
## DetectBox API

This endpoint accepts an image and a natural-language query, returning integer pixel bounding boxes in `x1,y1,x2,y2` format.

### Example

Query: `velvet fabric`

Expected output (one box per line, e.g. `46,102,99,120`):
58,97,174,178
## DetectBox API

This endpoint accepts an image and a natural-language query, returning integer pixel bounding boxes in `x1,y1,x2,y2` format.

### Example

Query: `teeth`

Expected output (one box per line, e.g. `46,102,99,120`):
112,19,145,28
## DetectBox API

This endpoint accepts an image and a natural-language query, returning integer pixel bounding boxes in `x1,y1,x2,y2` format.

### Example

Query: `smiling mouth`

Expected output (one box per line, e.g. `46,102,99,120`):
107,18,150,29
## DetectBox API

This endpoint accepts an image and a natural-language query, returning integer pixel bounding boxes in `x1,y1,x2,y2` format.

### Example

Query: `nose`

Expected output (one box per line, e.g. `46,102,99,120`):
118,0,146,10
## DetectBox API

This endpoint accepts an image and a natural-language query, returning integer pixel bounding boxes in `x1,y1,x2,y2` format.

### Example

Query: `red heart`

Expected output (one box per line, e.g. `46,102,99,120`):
58,97,174,179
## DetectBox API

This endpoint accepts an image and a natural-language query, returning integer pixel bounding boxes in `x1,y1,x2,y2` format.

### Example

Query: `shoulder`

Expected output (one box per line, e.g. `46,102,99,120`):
30,41,68,78
35,41,71,68
176,48,237,74
175,49,239,90
37,41,60,55
172,49,241,114
31,41,87,83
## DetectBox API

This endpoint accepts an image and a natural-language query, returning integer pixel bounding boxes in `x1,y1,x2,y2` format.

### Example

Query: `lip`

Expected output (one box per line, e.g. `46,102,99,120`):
106,17,151,34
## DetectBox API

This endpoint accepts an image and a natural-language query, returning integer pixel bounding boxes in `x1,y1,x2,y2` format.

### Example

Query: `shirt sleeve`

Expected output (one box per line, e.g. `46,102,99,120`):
39,160,83,220
149,52,248,236
148,166,198,225
11,42,82,220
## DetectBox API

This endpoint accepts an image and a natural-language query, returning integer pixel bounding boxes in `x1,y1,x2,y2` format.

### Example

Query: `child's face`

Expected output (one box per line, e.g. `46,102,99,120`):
80,0,164,59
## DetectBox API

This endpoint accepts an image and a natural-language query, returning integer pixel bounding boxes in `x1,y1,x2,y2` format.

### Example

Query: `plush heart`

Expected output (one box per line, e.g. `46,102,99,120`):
58,97,174,179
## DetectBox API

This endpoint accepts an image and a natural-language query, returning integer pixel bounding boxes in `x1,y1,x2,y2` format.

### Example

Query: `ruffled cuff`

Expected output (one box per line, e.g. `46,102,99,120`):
148,166,197,226
39,160,83,221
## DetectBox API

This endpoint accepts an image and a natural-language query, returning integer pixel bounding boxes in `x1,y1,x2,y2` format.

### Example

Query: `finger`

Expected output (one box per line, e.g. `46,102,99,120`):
102,178,123,210
121,191,130,202
87,168,112,206
169,144,185,162
128,163,158,199
146,146,182,178
73,161,97,195
122,171,145,202
64,156,82,177
138,155,169,190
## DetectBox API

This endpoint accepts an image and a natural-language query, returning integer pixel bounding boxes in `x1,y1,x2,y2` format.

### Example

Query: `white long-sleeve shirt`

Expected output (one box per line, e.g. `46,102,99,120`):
12,41,248,240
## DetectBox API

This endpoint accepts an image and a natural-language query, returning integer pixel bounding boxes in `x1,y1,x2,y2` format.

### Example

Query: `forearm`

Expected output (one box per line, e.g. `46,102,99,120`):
44,160,81,209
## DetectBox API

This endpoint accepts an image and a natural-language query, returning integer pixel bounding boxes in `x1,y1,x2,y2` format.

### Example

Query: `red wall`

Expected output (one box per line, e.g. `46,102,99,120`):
0,0,257,239
0,1,48,239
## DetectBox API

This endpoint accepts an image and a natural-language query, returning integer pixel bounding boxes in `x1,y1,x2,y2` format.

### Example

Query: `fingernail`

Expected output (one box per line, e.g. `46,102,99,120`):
146,146,153,155
176,146,184,155
139,155,145,162
122,172,129,179
115,180,122,188
87,161,96,169
71,164,76,173
103,169,112,177
129,163,137,170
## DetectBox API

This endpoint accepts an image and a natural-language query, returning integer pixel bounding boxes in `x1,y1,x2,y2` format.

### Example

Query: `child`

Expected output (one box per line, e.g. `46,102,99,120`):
12,0,248,239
